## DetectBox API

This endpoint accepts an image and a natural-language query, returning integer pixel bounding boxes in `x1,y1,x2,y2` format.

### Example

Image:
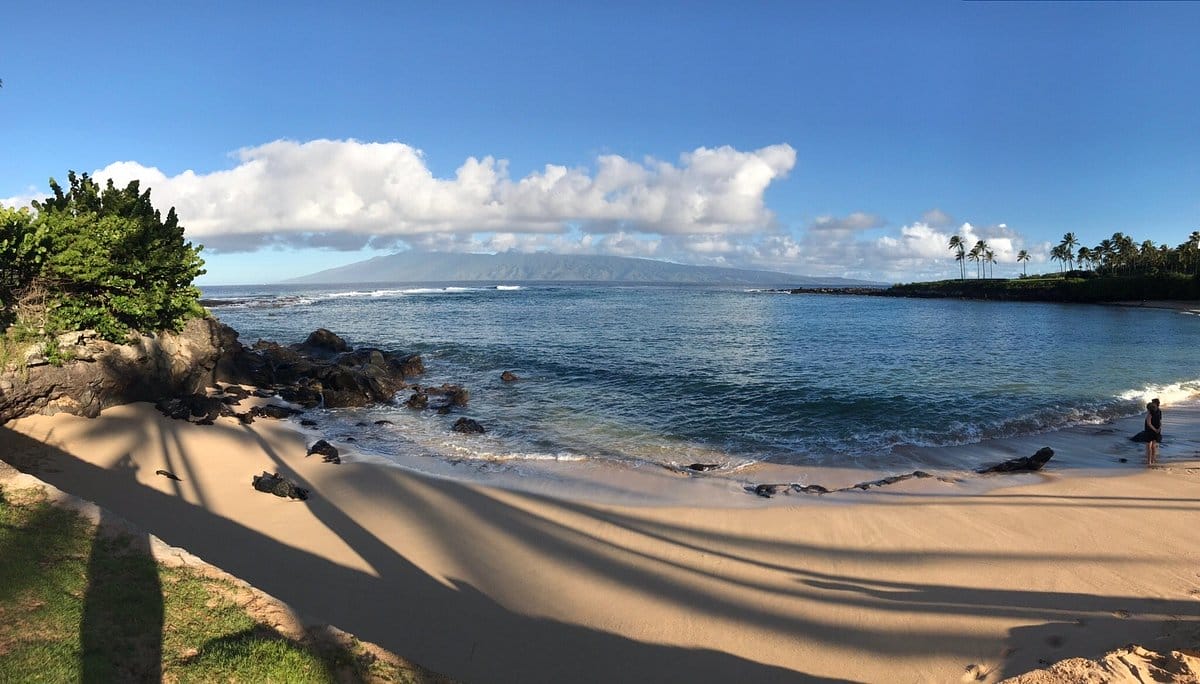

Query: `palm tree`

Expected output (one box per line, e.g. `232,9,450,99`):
1180,231,1200,274
1059,232,1079,271
967,245,981,279
1050,244,1067,272
1140,240,1158,271
1017,249,1030,276
1097,238,1114,273
948,235,965,280
985,249,996,278
971,240,988,279
1077,246,1094,271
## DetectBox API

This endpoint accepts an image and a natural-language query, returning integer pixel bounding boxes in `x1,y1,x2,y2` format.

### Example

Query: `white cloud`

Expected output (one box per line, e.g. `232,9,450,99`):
391,212,1045,282
921,208,953,227
789,216,1044,281
91,139,796,252
7,140,1052,282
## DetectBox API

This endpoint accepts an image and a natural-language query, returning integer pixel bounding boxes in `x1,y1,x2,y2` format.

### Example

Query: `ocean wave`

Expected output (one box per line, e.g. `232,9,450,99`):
218,285,528,309
438,441,589,463
1117,379,1200,406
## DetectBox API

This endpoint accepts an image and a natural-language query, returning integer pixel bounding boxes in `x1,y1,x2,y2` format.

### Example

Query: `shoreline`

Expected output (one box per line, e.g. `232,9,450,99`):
292,394,1200,508
3,394,1200,681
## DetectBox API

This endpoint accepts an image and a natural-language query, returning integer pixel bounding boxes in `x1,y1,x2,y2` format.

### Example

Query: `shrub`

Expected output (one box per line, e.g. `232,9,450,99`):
2,172,206,342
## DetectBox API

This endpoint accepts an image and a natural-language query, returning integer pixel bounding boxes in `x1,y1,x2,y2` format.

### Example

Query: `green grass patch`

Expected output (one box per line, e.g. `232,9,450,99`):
0,486,429,683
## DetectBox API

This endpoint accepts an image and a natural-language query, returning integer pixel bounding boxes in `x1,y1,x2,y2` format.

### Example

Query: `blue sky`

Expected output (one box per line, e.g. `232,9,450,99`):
2,1,1198,285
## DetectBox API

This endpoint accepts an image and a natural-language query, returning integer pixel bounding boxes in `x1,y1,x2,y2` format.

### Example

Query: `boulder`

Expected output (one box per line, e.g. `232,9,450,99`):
306,439,341,464
251,404,302,420
500,371,519,382
251,471,310,500
301,328,349,354
753,484,789,498
452,418,486,434
977,447,1054,474
154,394,234,423
427,384,469,406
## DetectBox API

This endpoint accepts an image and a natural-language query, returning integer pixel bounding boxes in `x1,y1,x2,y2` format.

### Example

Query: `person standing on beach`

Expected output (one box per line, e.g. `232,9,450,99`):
1143,399,1162,465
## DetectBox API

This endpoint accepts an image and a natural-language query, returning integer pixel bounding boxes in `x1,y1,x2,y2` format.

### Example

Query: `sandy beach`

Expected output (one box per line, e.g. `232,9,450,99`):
3,398,1200,683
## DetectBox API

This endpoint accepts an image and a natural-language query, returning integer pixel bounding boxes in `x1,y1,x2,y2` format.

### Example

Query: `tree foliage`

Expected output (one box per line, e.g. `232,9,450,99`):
1,172,206,341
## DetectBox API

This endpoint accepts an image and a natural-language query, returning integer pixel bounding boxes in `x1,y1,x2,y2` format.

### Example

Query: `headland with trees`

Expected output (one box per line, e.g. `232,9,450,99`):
792,231,1200,303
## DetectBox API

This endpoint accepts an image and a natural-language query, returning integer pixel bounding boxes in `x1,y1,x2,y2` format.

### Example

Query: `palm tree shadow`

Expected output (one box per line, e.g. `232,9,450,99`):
80,506,163,683
2,422,851,683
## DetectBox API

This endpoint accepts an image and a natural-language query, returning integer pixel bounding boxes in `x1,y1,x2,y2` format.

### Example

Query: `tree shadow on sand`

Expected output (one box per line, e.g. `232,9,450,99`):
4,416,1199,683
1,423,848,683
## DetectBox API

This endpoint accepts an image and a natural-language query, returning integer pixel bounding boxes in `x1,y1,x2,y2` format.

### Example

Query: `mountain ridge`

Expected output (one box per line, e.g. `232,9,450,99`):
283,252,880,287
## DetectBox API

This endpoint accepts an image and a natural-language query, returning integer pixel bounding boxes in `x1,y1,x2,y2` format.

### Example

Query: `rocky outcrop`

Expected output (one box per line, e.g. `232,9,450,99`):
750,471,937,498
452,418,486,434
251,471,310,500
0,319,428,423
216,329,424,409
978,447,1054,474
0,317,230,423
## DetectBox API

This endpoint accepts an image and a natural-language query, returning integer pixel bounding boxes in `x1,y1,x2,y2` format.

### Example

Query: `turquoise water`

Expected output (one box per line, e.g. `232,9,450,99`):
202,284,1200,472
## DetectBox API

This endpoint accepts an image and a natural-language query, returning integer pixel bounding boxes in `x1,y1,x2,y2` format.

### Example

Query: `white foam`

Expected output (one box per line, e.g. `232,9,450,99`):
495,285,522,291
439,441,588,462
1117,379,1200,406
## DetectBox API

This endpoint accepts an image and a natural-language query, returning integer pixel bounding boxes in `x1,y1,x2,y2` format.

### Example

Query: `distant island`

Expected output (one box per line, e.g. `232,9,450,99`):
283,251,881,288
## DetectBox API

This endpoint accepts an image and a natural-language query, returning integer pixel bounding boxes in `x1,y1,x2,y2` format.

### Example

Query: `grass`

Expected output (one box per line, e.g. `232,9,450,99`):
0,485,438,683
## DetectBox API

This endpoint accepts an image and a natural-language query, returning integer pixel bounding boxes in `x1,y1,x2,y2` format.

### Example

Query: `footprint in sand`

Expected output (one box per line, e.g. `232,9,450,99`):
1113,609,1132,618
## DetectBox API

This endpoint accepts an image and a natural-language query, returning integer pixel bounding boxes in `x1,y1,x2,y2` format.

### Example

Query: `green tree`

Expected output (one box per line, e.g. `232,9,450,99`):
1097,239,1114,273
948,235,966,280
0,206,49,326
26,172,206,340
971,240,988,279
1059,232,1079,270
1016,249,1030,276
967,244,981,279
1050,244,1067,272
1077,246,1094,271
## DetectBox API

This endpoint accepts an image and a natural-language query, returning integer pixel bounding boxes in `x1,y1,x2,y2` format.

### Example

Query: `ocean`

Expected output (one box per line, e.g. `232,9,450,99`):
201,283,1200,478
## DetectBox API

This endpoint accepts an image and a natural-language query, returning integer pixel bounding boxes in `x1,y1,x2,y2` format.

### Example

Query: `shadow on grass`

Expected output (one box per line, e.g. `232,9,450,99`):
80,509,163,683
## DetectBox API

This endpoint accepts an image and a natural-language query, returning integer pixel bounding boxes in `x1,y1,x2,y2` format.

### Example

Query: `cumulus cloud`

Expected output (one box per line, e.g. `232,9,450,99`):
387,210,1043,282
789,215,1044,281
90,139,796,252
7,139,1048,281
807,212,885,239
921,208,953,227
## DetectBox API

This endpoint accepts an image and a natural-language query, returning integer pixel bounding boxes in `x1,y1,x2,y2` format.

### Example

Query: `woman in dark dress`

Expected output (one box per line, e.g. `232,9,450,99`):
1136,399,1162,465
